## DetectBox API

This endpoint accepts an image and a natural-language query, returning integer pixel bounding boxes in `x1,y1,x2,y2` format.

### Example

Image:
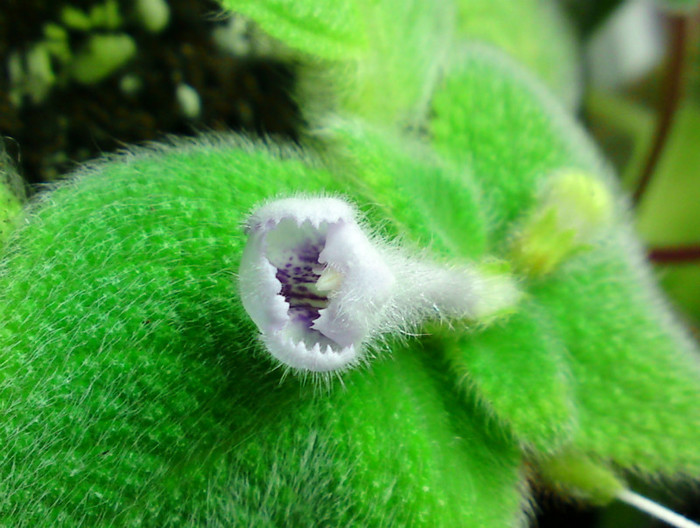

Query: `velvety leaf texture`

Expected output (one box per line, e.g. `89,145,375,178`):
440,301,577,454
319,122,490,259
220,0,367,60
534,233,700,476
429,46,700,480
455,0,581,109
430,47,606,247
225,0,451,125
0,137,524,526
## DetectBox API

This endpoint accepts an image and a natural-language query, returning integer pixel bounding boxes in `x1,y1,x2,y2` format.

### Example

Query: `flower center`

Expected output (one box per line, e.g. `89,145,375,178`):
265,219,338,332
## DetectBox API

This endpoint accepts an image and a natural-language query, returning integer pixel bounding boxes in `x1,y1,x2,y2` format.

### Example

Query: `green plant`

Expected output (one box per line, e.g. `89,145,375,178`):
0,0,698,526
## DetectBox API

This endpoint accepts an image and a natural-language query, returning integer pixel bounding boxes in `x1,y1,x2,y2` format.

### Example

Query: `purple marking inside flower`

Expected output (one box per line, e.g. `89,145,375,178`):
271,234,330,329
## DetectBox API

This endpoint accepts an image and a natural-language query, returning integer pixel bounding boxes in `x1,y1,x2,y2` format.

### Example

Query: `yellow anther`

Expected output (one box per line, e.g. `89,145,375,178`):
315,266,344,293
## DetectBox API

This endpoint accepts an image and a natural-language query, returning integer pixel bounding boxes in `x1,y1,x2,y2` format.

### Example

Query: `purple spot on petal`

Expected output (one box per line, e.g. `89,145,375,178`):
272,234,332,329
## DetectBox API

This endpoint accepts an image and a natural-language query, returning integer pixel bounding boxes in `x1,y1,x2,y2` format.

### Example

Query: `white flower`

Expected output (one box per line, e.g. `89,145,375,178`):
239,196,520,373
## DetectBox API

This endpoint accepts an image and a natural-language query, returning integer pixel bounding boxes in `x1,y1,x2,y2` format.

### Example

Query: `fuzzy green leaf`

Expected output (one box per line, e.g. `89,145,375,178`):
221,0,451,125
439,300,577,453
318,121,489,259
456,0,581,109
430,47,604,248
219,0,367,60
0,137,524,526
534,235,700,476
429,45,700,488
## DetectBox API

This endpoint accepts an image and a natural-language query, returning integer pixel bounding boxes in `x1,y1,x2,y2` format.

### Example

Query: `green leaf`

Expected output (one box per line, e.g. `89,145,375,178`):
219,0,367,60
637,104,700,245
319,120,489,258
429,45,700,489
534,236,700,476
0,137,337,523
147,343,524,527
456,0,581,109
439,300,577,453
221,0,451,125
636,103,700,322
0,137,524,526
430,47,603,248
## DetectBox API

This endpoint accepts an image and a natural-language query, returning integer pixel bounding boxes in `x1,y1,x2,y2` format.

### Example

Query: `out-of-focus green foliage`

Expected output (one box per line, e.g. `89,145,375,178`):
659,0,700,12
456,0,581,108
636,104,700,321
558,0,624,36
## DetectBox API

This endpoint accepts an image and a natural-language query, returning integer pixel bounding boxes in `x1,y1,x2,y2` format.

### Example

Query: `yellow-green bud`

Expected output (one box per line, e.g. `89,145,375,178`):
510,170,614,276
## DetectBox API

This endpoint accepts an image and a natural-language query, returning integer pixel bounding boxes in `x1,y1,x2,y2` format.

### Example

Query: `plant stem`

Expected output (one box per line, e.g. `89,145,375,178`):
632,14,688,206
649,245,700,263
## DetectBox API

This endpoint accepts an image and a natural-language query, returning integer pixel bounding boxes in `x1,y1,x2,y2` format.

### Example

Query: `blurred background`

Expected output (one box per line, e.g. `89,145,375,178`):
1,0,698,526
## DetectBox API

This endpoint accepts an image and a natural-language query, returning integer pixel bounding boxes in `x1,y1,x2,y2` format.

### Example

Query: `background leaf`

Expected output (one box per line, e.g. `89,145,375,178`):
456,0,582,109
636,103,700,322
218,0,367,60
223,0,452,126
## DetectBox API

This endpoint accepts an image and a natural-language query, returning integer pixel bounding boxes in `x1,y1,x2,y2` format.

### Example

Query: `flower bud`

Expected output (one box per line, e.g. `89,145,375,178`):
510,170,614,276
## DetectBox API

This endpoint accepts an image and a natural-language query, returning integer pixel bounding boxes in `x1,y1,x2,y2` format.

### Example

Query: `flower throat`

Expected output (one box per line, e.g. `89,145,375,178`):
266,219,333,330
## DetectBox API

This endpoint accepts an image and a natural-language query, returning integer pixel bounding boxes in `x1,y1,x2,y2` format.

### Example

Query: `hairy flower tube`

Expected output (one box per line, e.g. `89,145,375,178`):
239,196,521,372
